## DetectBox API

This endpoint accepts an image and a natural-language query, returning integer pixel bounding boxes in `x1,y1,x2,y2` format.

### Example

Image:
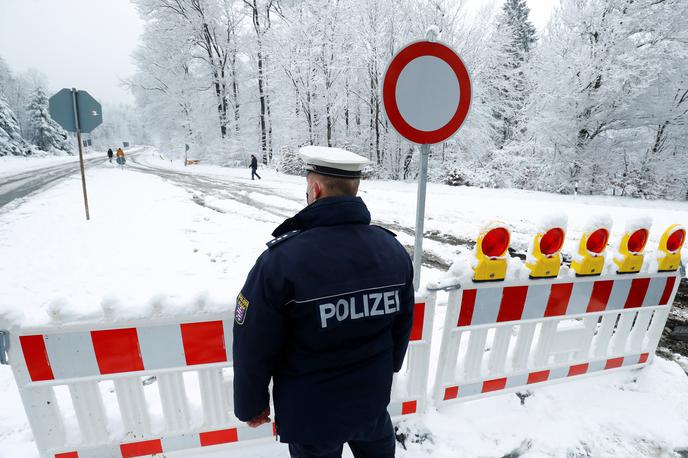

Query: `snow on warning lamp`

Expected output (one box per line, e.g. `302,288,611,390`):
526,227,566,279
615,224,650,274
658,224,686,272
473,224,510,282
572,226,610,277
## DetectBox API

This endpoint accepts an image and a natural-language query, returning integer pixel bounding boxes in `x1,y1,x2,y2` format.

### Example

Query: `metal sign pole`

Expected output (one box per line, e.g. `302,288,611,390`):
71,88,90,221
413,143,430,290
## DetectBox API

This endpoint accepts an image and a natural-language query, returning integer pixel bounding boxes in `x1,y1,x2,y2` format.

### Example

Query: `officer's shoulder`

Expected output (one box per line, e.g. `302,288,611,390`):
372,225,397,237
266,229,302,249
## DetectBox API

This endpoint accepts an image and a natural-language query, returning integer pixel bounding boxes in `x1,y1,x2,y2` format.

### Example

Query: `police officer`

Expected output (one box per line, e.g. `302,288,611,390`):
233,146,415,458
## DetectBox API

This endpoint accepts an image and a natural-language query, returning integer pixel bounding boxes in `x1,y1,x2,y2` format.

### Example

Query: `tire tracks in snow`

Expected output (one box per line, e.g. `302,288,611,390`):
128,158,457,269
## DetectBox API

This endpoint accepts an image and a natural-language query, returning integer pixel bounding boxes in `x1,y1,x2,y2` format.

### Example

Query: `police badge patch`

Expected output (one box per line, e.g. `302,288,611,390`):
235,293,250,325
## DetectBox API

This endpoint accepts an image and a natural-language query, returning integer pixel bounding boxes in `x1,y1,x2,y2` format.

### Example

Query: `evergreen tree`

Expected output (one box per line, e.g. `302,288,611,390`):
27,87,72,154
491,0,536,148
278,145,305,175
0,94,29,156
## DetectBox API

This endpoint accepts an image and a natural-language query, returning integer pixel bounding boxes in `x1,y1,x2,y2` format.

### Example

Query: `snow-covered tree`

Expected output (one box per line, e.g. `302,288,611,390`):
125,0,687,200
26,87,72,154
490,0,536,148
277,145,305,175
0,94,30,156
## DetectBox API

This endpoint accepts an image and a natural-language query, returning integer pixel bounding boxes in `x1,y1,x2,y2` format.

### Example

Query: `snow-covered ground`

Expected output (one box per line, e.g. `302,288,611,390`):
1,148,687,457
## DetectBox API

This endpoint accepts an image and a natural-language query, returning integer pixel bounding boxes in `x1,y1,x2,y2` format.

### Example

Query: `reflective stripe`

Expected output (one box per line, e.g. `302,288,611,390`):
44,331,100,379
496,286,528,322
293,282,407,304
20,335,54,382
471,288,502,325
642,277,668,307
521,283,550,320
624,278,650,309
161,434,200,453
567,281,594,315
440,355,651,403
409,302,425,341
606,279,632,311
138,324,185,370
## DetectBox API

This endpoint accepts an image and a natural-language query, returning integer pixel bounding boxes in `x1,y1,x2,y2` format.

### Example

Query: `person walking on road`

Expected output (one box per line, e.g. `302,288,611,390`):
233,146,415,458
115,147,126,169
250,154,261,180
107,148,114,163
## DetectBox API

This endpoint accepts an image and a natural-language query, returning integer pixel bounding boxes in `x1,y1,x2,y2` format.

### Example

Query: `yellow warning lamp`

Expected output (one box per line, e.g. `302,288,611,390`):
473,225,510,282
614,227,649,274
526,227,566,279
571,227,609,276
657,225,685,272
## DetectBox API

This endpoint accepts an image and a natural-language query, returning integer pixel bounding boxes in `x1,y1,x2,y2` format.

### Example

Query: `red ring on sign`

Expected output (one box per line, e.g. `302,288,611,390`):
383,41,471,144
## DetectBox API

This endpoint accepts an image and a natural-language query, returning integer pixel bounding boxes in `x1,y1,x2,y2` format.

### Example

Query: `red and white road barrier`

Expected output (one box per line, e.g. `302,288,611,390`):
433,271,681,407
389,295,436,419
7,297,436,458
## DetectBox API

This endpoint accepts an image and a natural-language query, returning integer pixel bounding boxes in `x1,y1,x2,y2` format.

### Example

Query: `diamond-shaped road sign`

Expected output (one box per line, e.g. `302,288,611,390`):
49,88,103,133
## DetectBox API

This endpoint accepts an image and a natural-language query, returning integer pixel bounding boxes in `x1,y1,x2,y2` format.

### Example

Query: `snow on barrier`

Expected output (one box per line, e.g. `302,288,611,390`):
433,272,680,405
6,297,434,458
432,219,684,407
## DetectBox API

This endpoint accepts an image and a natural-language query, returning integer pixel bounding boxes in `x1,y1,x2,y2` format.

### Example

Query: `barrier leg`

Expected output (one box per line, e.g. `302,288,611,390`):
573,316,598,361
434,291,460,403
645,308,670,356
533,321,558,367
610,312,635,356
69,381,109,444
463,329,488,379
593,314,617,359
488,326,512,375
198,368,229,427
157,372,191,432
511,322,536,371
407,343,430,399
440,330,461,385
114,377,151,438
627,309,654,353
17,385,66,454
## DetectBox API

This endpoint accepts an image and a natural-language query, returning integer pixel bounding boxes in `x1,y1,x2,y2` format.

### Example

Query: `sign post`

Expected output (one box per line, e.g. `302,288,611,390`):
382,35,471,290
49,88,103,221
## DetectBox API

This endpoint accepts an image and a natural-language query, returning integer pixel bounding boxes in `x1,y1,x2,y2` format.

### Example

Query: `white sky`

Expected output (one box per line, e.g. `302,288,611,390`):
0,0,556,107
0,0,144,105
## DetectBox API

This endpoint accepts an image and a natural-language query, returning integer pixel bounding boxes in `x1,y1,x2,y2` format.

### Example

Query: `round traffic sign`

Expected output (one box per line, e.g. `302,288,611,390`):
383,41,471,144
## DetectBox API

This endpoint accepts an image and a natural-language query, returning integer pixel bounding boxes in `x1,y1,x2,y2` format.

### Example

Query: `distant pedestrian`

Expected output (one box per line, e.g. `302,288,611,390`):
107,148,114,163
250,154,261,180
116,147,126,169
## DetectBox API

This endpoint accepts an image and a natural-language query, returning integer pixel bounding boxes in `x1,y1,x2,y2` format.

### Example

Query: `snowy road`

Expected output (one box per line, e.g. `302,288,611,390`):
127,154,456,269
0,156,107,210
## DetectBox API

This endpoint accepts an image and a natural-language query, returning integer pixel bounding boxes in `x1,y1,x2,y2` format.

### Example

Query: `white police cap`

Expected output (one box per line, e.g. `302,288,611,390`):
299,146,370,178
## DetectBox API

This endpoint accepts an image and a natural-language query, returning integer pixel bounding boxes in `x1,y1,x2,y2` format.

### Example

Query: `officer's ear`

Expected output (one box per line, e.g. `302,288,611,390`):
312,180,323,200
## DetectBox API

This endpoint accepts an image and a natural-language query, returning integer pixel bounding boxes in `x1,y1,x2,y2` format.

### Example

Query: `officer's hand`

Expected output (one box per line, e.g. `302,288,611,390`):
246,407,271,428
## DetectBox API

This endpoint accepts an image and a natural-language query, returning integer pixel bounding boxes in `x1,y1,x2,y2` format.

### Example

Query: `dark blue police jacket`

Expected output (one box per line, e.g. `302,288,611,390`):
233,196,414,444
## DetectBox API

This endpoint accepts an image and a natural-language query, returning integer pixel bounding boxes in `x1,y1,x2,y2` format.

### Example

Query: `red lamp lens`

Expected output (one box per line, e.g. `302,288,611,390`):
627,229,648,254
481,227,510,258
586,228,608,254
540,228,565,256
667,229,685,253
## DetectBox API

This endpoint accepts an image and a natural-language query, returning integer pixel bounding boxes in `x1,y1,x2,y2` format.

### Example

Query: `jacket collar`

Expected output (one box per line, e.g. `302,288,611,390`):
272,196,371,237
